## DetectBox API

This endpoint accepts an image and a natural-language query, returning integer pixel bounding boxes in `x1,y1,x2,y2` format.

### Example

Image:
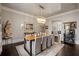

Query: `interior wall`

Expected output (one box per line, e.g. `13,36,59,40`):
0,4,2,43
77,4,79,8
1,9,41,43
0,4,2,23
46,10,79,44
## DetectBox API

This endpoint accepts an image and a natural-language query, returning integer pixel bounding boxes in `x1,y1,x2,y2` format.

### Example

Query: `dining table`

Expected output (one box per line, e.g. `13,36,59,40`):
24,34,50,56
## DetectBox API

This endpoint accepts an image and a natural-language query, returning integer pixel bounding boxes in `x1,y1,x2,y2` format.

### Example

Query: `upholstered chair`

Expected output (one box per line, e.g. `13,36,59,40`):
32,37,42,56
41,36,47,50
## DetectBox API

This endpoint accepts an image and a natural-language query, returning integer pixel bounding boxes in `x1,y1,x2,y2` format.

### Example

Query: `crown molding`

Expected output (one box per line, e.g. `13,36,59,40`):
47,9,79,19
1,6,79,20
1,6,37,18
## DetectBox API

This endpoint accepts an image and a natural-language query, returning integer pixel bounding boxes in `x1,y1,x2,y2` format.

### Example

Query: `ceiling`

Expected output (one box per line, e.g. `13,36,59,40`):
2,3,78,18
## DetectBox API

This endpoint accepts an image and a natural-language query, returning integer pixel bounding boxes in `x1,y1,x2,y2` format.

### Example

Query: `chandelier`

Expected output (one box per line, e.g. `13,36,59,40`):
37,16,46,24
37,5,46,24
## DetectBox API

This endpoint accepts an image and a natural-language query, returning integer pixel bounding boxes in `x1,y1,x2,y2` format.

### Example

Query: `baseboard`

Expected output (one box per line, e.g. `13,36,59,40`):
3,41,24,46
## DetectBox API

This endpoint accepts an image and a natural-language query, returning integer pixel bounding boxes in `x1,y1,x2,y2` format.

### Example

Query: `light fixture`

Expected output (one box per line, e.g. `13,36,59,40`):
37,4,46,24
37,16,46,24
21,24,24,27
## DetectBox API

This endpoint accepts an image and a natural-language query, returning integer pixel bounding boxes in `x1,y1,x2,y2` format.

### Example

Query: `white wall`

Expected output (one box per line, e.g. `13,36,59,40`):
46,10,79,44
0,4,2,54
0,4,1,14
1,8,41,43
0,4,2,23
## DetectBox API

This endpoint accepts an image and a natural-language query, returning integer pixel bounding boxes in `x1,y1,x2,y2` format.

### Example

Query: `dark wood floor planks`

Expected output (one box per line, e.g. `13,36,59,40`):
1,41,79,56
57,44,79,56
0,41,24,56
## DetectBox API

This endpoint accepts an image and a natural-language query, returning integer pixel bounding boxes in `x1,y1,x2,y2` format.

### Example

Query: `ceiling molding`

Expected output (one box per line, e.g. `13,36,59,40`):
47,9,79,19
2,6,37,18
1,6,79,20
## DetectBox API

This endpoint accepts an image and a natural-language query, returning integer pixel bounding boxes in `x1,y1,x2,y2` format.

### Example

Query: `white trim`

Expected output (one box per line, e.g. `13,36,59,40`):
47,9,79,19
2,6,79,20
2,6,37,18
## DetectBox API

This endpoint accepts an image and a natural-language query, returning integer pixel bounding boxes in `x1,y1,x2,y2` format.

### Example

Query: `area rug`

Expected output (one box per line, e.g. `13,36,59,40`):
16,43,64,56
16,45,29,56
37,43,64,56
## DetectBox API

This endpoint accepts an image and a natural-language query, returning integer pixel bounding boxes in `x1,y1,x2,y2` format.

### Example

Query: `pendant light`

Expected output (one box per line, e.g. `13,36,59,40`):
37,5,46,24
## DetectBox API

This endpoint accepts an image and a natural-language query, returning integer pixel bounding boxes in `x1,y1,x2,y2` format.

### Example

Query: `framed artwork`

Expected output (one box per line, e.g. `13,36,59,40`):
70,22,77,29
24,24,33,33
41,25,48,32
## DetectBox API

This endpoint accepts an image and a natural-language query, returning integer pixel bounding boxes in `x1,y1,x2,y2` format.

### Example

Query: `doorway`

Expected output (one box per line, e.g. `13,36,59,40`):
64,22,76,44
52,22,64,44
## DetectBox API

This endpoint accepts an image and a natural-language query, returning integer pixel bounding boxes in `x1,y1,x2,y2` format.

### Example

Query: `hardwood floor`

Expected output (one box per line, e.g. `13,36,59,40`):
1,45,19,56
0,41,24,56
57,44,79,56
1,41,79,56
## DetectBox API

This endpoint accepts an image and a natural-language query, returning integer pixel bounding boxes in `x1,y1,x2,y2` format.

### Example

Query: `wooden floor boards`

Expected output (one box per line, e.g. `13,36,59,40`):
1,41,79,56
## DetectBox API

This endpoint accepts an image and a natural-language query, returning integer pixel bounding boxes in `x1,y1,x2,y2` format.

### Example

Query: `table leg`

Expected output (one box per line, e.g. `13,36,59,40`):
30,40,32,56
24,39,26,48
46,37,48,48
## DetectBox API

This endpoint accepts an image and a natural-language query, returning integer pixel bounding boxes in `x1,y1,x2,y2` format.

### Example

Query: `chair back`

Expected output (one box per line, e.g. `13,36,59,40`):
41,36,48,50
32,37,42,55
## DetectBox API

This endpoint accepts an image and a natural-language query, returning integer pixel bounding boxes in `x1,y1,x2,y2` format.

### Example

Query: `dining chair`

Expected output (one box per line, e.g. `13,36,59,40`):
41,36,47,50
47,36,52,48
32,37,42,56
50,34,54,45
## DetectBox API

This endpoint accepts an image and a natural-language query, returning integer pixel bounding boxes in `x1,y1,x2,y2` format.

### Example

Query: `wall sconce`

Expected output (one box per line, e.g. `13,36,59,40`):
21,24,24,27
